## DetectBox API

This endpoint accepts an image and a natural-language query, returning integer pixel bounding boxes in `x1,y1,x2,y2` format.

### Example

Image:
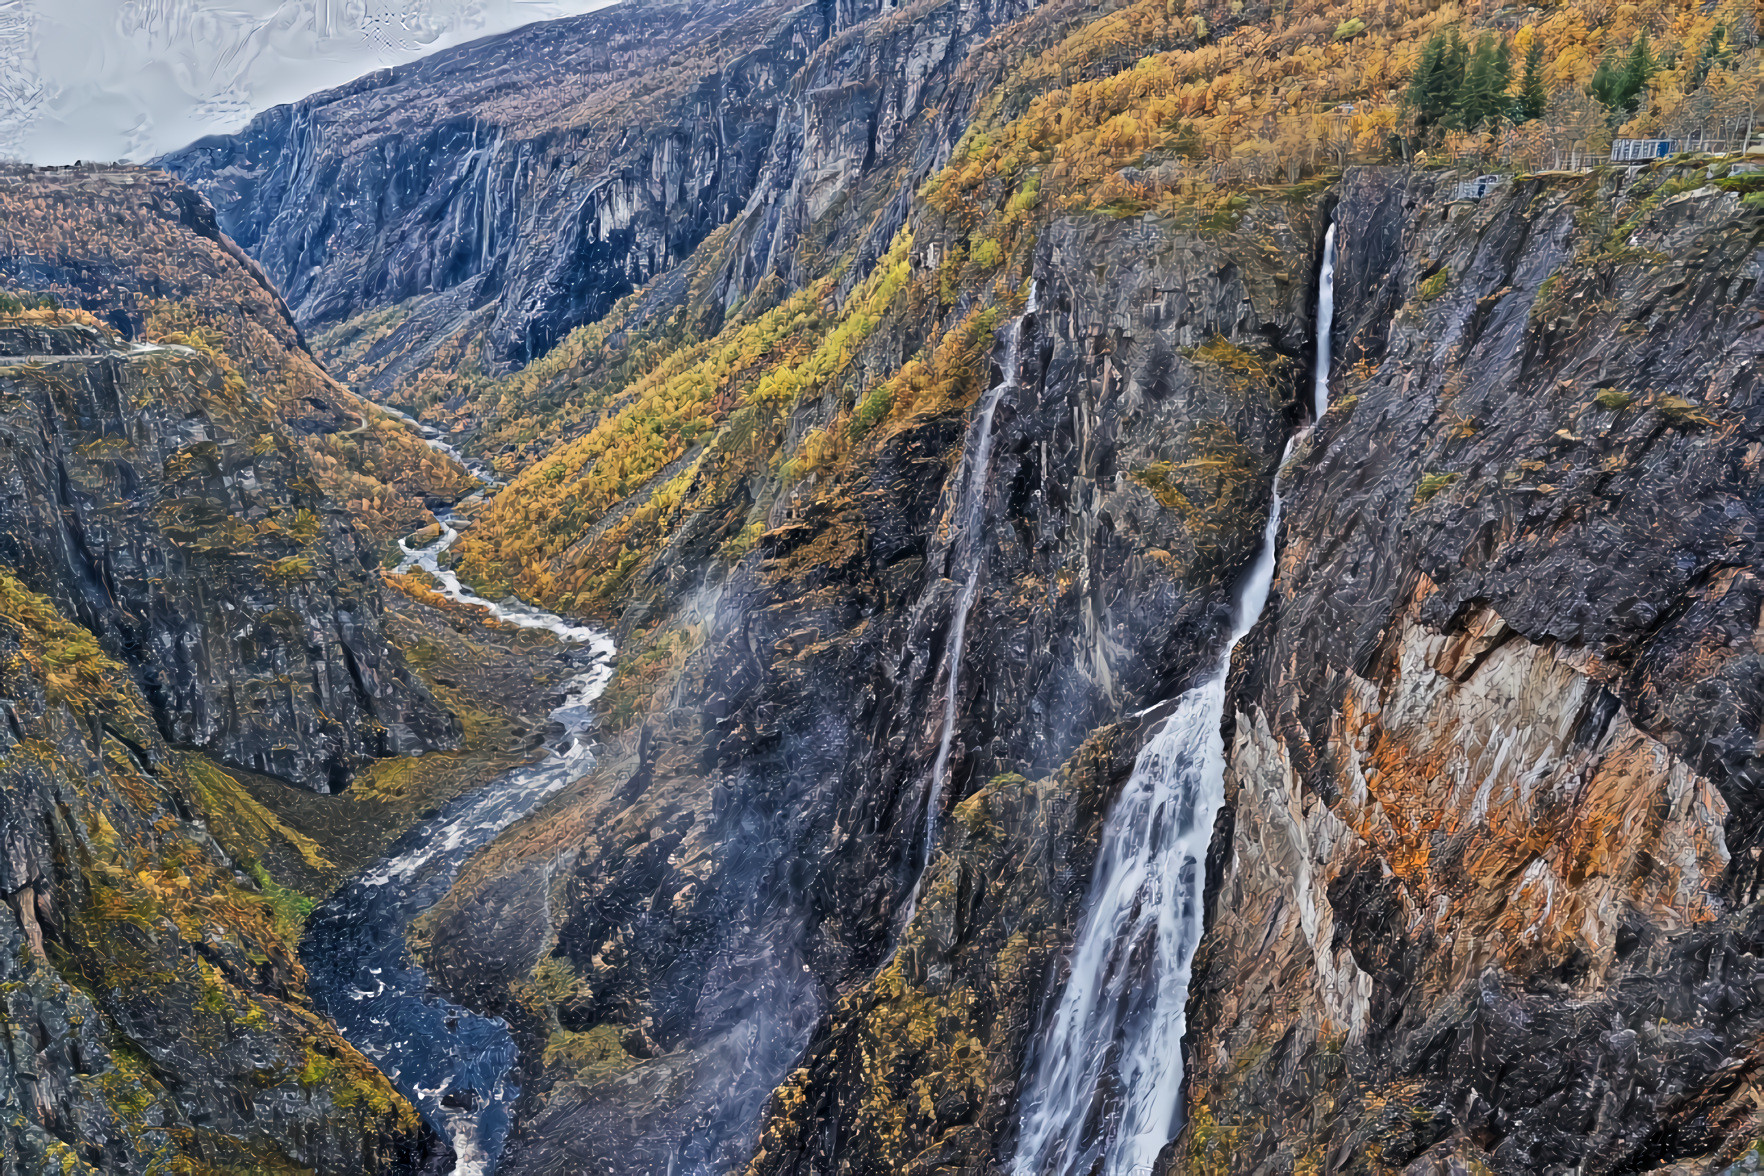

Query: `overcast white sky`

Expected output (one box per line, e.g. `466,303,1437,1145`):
0,0,618,164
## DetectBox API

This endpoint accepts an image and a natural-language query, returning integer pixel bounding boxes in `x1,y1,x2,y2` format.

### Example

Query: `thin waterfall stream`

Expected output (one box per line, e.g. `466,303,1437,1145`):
902,290,1035,928
922,293,1033,868
1012,224,1336,1176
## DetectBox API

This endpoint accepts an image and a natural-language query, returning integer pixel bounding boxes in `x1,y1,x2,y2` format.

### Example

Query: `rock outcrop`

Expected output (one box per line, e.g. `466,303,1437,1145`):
0,171,467,1172
105,1,1764,1173
0,318,453,1170
0,320,456,789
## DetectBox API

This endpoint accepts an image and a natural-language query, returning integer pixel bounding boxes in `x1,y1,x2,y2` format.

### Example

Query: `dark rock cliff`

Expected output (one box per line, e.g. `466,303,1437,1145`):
123,3,1764,1173
0,322,455,790
0,610,441,1174
401,157,1764,1173
1183,164,1764,1173
160,0,839,377
0,317,455,1172
0,167,477,543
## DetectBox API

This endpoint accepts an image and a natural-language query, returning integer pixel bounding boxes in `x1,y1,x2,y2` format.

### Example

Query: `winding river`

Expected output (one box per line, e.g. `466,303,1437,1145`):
301,515,615,1174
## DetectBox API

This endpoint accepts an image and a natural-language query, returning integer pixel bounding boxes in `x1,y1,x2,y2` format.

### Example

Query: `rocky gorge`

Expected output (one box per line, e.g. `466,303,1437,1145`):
6,0,1764,1171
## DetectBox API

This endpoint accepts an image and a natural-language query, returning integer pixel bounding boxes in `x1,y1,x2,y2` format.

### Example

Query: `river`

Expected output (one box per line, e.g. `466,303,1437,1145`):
301,516,616,1174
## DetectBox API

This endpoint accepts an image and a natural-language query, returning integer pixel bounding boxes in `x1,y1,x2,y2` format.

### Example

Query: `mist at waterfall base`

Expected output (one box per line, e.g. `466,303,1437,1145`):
302,521,614,1175
1013,224,1337,1176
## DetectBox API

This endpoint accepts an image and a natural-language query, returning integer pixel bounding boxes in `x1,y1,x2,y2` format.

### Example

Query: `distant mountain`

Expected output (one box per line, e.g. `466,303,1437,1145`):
0,0,613,164
157,0,1031,421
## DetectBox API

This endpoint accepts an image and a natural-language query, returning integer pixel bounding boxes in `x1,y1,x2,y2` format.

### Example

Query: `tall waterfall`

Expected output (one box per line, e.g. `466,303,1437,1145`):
1312,224,1337,420
1012,229,1336,1176
920,289,1034,870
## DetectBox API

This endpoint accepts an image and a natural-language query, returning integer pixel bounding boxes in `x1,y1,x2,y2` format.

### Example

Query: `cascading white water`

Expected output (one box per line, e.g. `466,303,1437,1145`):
919,288,1035,870
1312,224,1337,421
1013,230,1336,1176
395,517,608,647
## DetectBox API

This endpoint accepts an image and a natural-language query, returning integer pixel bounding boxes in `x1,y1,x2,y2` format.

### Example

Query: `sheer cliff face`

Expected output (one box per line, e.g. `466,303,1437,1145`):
157,0,1041,410
405,158,1764,1174
1184,167,1764,1173
0,171,469,1174
0,568,433,1175
0,169,461,791
0,316,453,1170
105,4,1764,1175
0,169,476,543
159,0,799,372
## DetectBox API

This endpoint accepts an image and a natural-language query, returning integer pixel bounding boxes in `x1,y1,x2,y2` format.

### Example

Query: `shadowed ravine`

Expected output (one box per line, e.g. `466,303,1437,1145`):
301,521,615,1175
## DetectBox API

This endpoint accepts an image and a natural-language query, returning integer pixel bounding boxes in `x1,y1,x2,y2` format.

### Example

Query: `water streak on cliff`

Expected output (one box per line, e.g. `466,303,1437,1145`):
1312,224,1337,420
921,291,1035,873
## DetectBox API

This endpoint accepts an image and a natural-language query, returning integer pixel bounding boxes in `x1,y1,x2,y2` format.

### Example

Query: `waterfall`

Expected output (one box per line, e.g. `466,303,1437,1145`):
919,288,1035,871
1012,230,1335,1176
1312,223,1337,421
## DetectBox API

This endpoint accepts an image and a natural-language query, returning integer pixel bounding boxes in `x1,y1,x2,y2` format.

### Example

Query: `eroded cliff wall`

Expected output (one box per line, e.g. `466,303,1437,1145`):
1185,164,1764,1174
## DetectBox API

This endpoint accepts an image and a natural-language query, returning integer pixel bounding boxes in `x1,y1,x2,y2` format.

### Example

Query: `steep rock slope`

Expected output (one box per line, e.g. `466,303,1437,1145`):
0,167,475,543
128,0,1764,1172
158,0,826,377
1184,165,1764,1173
0,319,456,789
0,317,454,1172
0,570,445,1175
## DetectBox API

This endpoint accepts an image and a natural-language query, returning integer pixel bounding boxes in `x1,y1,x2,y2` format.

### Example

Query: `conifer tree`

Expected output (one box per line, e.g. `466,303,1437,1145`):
1406,29,1469,141
1518,37,1548,122
1689,24,1728,92
1589,32,1657,116
1456,33,1514,131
